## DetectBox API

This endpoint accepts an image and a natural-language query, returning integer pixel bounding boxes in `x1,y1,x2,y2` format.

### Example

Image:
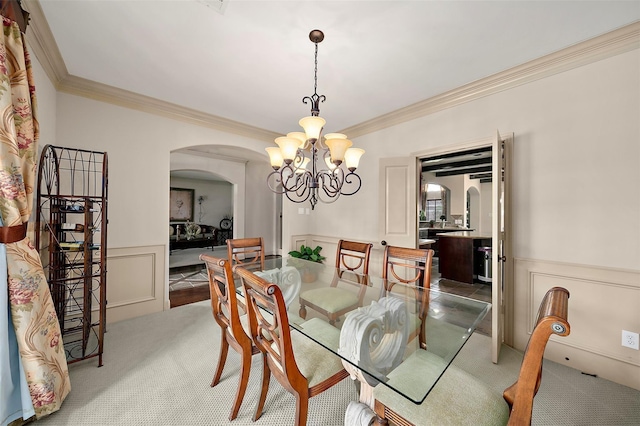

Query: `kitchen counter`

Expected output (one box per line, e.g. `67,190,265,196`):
419,238,436,249
436,231,491,239
419,228,475,257
438,232,491,284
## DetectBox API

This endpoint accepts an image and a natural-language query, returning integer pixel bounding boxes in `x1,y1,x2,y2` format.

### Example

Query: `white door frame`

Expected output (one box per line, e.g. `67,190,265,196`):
410,133,513,361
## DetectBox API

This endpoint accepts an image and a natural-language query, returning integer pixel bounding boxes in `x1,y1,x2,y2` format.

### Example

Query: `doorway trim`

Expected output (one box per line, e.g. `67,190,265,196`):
411,134,513,348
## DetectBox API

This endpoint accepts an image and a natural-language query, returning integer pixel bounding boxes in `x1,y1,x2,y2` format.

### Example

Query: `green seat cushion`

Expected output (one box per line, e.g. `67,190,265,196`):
270,317,345,388
300,287,359,314
373,350,509,426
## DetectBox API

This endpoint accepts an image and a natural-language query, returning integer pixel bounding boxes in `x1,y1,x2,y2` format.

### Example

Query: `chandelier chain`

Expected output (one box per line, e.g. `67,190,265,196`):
314,41,318,98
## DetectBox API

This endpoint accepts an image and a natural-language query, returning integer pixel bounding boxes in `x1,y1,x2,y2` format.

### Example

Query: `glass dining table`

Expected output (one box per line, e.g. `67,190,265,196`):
247,256,491,425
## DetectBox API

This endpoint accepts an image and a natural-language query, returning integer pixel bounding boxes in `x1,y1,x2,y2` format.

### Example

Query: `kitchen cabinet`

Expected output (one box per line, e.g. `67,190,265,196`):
419,227,475,257
438,232,491,284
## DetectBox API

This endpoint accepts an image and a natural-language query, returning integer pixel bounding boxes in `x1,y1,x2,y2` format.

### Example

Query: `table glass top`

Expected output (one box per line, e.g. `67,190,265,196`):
240,256,491,404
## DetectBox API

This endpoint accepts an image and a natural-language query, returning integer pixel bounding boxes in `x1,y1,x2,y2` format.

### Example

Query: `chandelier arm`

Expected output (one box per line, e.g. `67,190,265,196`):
285,172,313,204
316,170,343,198
328,167,347,193
339,171,363,196
330,167,346,192
299,172,316,199
278,165,306,193
266,170,287,194
285,190,311,204
316,174,342,204
316,191,341,205
291,149,307,173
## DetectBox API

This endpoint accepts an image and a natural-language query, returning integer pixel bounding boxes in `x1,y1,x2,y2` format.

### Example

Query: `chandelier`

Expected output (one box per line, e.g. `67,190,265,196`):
265,29,364,210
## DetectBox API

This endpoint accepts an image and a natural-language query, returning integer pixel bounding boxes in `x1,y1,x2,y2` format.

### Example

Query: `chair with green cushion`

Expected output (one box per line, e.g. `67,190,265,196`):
236,266,350,426
298,239,373,324
200,254,258,421
373,286,571,426
382,245,434,350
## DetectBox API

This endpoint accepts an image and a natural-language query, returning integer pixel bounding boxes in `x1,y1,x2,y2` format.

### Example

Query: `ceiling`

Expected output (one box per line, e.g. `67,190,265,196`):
422,146,493,183
32,1,639,149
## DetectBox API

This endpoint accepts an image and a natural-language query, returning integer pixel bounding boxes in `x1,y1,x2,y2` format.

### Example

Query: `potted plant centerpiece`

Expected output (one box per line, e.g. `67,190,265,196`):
288,244,326,283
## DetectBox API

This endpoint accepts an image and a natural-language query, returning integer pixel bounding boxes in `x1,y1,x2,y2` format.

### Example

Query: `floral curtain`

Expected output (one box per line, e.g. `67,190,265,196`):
0,16,69,424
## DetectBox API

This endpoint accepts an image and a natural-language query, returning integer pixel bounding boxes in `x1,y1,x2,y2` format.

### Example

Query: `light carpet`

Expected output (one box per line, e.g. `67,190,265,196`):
34,301,639,425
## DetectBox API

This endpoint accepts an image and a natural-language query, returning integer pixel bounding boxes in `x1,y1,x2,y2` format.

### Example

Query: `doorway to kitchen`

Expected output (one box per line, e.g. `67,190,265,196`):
419,146,493,335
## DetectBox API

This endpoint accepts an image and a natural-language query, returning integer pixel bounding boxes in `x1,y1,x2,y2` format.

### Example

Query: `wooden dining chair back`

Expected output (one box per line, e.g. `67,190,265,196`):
373,286,571,426
200,254,259,421
382,245,434,290
502,286,571,424
335,239,373,275
382,245,434,349
236,266,350,426
227,237,265,271
298,240,373,324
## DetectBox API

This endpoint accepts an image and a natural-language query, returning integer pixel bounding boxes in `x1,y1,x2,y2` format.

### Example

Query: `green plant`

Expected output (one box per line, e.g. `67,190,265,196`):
288,245,326,263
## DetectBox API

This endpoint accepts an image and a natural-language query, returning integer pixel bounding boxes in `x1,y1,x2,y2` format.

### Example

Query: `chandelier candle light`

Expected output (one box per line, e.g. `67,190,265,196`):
265,29,365,210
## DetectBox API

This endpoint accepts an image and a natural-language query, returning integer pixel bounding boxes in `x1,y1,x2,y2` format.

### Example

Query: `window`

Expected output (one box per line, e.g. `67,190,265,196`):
426,199,443,222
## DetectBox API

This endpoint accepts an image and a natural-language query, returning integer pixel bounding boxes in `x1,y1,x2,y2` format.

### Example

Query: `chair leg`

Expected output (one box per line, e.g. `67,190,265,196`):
419,323,427,350
328,313,338,326
228,349,252,420
211,334,229,387
299,303,307,319
253,354,271,422
374,415,389,425
294,392,309,426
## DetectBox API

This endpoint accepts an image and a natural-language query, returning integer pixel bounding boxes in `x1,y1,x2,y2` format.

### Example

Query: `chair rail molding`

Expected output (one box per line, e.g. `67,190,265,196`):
514,257,640,390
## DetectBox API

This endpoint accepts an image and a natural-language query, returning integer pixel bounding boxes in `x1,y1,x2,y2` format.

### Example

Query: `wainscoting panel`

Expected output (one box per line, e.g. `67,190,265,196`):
514,258,640,390
106,245,166,323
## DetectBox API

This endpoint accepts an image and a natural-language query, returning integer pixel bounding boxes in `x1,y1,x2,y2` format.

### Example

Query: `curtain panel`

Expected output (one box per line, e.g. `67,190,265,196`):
0,16,69,424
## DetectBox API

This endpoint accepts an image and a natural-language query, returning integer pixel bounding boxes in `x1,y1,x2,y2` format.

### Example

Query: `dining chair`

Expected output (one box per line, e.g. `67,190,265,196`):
298,239,373,324
373,286,571,426
200,254,259,421
236,266,350,426
227,237,265,272
382,245,434,350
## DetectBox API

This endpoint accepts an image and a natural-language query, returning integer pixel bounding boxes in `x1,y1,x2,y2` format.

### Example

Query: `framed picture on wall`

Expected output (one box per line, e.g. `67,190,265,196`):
170,187,194,221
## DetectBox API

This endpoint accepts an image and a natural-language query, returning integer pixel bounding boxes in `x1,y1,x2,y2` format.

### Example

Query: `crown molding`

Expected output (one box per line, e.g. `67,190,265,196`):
23,0,67,88
23,0,639,142
174,148,251,164
22,0,279,143
341,21,640,138
58,74,280,142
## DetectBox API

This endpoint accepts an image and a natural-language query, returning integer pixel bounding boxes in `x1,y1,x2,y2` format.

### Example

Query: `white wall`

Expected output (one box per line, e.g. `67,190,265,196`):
30,49,57,149
49,92,275,319
169,176,232,228
302,49,639,271
244,160,278,255
479,181,492,235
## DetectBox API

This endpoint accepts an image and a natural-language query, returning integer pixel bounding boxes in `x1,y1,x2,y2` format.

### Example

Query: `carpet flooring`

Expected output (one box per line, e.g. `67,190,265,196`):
33,301,640,425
